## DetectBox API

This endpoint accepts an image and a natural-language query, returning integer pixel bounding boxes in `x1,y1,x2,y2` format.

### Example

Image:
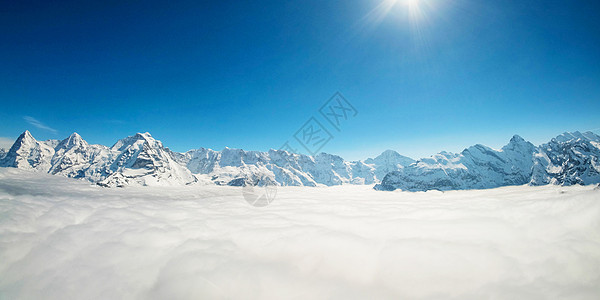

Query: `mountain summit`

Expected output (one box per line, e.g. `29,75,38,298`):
0,130,55,171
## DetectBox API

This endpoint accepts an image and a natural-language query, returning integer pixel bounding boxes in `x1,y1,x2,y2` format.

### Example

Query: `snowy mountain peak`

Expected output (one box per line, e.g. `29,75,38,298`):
111,132,161,151
69,132,82,140
130,132,157,144
315,152,344,162
1,130,55,171
365,150,415,166
56,132,87,150
362,150,415,182
135,132,153,139
382,149,402,157
554,131,600,143
12,130,36,149
502,134,535,153
509,134,525,143
21,129,33,138
100,132,194,187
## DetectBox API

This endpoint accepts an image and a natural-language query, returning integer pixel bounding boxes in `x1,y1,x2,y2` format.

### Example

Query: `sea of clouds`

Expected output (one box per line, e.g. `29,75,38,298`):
0,168,599,299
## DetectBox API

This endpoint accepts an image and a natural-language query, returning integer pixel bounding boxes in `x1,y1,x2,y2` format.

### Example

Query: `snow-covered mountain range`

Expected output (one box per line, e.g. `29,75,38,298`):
375,131,600,191
0,130,598,190
530,131,600,186
0,131,413,187
0,131,195,187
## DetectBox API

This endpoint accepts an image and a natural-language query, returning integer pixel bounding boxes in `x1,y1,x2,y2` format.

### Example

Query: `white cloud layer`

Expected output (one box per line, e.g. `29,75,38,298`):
0,168,599,299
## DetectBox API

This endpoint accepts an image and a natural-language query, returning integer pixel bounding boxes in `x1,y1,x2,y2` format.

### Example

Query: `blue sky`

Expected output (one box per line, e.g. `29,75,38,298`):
1,0,599,160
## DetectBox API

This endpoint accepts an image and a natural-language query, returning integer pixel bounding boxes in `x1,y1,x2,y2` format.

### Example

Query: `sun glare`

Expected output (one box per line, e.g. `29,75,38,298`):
381,0,426,19
404,0,420,7
356,0,432,44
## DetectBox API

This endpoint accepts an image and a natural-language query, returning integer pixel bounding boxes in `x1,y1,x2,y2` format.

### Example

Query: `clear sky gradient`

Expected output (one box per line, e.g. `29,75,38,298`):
1,0,599,160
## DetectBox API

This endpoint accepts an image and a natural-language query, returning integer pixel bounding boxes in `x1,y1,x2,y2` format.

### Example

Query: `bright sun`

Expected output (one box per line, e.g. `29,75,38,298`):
404,0,420,6
385,0,422,10
365,0,429,30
